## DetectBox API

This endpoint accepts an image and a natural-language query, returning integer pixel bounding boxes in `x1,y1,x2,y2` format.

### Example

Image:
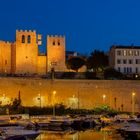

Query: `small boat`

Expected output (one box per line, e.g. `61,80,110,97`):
116,122,140,139
0,126,40,140
5,135,26,140
49,118,73,127
36,120,49,128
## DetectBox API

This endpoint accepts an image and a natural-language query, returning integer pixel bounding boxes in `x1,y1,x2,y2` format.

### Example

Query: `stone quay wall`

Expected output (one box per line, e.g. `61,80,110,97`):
0,77,140,112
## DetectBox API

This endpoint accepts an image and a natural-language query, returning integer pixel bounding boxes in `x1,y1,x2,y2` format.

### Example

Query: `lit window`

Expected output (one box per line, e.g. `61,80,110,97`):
22,35,25,43
51,62,57,66
128,50,132,56
134,51,139,56
123,50,127,56
27,35,31,43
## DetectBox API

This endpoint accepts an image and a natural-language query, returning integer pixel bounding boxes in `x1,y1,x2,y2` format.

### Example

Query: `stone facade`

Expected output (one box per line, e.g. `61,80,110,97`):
0,30,66,75
0,78,140,112
0,41,12,74
47,35,66,72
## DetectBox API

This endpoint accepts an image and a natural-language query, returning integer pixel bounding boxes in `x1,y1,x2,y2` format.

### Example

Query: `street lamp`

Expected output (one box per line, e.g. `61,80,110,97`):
37,94,41,108
102,94,106,104
38,82,42,108
53,90,56,116
132,92,136,115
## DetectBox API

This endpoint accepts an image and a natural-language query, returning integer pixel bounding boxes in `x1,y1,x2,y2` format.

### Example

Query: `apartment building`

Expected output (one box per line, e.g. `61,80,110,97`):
109,45,140,75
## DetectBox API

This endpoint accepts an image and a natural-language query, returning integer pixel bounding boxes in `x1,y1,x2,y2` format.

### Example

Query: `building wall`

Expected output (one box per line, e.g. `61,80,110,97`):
37,55,47,75
109,46,115,67
15,30,38,74
109,46,140,74
47,35,66,72
0,78,140,112
0,41,12,74
115,48,140,74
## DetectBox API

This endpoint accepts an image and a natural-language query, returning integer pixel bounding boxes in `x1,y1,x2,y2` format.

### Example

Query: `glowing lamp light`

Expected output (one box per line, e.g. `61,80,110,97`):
53,91,56,95
132,92,135,96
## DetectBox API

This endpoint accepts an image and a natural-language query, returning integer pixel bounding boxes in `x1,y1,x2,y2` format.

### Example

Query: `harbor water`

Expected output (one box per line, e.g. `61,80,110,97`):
35,128,124,140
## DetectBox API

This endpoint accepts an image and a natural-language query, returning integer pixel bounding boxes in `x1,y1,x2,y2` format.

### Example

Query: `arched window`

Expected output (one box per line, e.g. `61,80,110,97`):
22,35,25,43
27,35,31,43
53,41,55,46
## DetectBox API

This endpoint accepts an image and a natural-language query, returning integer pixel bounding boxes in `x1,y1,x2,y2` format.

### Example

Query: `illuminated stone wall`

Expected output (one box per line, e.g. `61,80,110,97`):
0,41,12,74
15,30,38,74
37,56,47,75
47,35,66,72
0,30,67,75
0,77,140,112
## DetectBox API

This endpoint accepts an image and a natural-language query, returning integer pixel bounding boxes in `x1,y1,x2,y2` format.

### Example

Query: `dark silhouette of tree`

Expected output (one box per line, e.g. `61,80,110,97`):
12,98,21,110
11,90,22,110
104,67,123,79
66,57,85,72
87,50,108,72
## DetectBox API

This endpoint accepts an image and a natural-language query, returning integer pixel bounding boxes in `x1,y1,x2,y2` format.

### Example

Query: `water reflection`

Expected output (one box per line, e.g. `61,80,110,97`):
36,128,124,140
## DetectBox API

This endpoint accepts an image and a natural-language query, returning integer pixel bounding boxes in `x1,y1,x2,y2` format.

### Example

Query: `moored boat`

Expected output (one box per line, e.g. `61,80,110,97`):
0,126,40,140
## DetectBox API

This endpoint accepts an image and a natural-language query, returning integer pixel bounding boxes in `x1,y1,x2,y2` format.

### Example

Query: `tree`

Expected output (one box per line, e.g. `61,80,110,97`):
12,98,21,110
66,57,86,72
11,90,22,110
87,50,108,72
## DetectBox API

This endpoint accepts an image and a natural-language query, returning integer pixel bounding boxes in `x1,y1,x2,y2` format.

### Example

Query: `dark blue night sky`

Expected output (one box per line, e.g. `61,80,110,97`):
0,0,140,54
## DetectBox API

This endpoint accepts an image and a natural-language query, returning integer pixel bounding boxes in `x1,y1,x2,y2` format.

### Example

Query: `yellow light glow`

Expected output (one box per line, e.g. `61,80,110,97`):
53,91,56,95
132,92,136,96
103,94,106,98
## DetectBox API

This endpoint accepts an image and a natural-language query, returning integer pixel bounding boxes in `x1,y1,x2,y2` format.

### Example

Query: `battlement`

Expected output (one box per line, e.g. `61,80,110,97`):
0,40,12,44
47,35,65,38
16,29,36,33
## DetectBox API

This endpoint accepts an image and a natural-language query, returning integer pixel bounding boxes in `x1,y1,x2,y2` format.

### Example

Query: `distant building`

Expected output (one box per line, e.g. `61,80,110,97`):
109,45,140,75
0,30,66,75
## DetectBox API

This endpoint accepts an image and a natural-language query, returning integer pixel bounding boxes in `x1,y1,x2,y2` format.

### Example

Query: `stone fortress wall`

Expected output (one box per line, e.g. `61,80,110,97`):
0,30,66,75
0,77,140,112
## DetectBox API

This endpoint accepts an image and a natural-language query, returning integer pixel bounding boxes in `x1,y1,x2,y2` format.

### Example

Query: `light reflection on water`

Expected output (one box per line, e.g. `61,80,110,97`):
35,129,124,140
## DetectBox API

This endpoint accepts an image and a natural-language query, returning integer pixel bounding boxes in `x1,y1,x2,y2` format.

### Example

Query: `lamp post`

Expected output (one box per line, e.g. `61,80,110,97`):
77,90,79,110
37,94,41,108
114,97,117,109
102,94,106,104
132,92,136,115
38,82,42,108
53,90,56,116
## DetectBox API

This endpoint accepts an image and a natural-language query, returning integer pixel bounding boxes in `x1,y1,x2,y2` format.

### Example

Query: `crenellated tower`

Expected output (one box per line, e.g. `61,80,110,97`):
0,41,13,74
47,35,66,72
15,30,39,74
